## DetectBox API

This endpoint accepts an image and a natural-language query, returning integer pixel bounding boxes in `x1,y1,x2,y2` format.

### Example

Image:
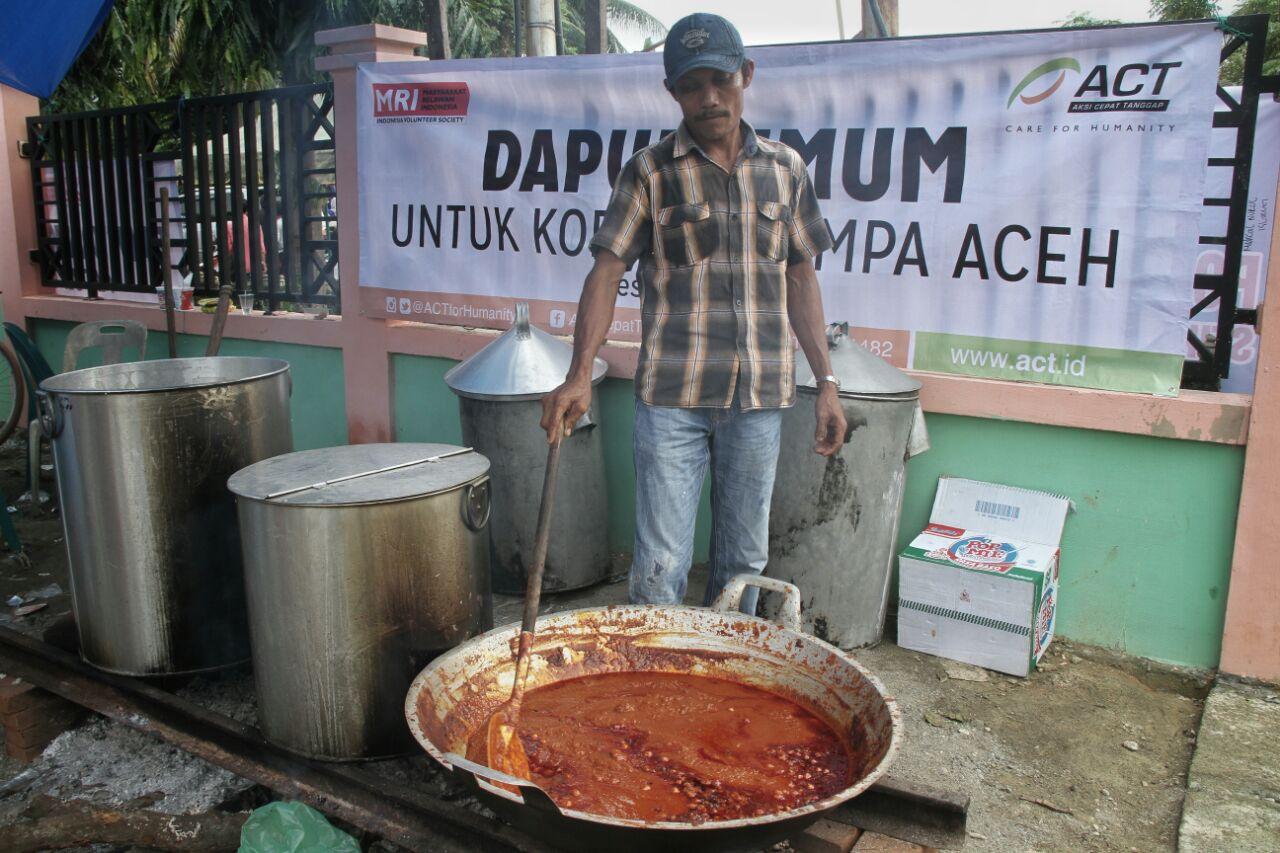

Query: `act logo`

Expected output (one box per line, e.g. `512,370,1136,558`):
1007,56,1183,113
1007,57,1081,108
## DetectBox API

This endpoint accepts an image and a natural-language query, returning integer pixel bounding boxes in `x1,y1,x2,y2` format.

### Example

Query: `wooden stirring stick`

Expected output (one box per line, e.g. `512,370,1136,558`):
486,429,564,780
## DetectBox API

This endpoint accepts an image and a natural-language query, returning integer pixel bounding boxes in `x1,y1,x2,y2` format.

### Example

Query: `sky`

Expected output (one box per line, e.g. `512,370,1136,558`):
611,0,1157,50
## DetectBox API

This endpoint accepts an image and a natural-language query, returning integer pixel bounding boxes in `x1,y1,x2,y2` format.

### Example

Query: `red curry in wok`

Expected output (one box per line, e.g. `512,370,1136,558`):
466,671,856,823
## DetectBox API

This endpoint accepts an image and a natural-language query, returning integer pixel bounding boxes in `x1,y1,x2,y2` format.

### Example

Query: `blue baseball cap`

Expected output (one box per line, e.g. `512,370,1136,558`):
663,13,746,87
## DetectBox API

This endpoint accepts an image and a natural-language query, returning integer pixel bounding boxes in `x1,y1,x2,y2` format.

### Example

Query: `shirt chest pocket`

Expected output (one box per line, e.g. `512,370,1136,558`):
657,203,719,267
756,201,790,262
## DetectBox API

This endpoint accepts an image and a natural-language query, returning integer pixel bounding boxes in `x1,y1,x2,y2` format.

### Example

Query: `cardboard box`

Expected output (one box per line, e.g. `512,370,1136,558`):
897,478,1070,677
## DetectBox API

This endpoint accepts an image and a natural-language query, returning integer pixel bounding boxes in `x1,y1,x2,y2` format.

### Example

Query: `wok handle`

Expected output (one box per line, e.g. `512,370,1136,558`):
711,575,802,632
442,751,565,815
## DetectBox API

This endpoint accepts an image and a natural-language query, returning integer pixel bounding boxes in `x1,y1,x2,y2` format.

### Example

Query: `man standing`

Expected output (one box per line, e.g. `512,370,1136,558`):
542,13,846,614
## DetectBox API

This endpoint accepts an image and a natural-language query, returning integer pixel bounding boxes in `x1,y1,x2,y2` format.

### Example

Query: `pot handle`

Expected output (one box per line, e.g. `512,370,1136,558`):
36,391,63,439
462,480,491,532
711,575,802,632
442,751,565,815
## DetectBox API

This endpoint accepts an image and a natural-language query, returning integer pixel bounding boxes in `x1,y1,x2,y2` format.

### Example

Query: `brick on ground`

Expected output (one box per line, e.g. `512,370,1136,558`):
0,673,86,762
792,818,863,853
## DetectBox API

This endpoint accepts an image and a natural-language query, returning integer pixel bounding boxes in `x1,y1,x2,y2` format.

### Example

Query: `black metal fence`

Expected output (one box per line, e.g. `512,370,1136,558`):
24,83,338,313
1185,14,1277,389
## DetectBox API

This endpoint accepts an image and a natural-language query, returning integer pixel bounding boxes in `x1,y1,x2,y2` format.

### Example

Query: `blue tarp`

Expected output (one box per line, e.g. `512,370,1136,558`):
0,0,114,98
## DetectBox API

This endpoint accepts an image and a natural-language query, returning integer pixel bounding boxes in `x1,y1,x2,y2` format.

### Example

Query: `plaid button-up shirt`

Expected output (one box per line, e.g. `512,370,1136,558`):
589,120,833,410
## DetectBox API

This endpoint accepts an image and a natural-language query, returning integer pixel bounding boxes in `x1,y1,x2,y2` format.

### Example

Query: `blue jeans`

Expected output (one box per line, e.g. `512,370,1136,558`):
629,396,783,615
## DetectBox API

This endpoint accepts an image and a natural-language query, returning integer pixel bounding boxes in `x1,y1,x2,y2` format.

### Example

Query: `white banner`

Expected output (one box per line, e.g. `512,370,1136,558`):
358,22,1223,395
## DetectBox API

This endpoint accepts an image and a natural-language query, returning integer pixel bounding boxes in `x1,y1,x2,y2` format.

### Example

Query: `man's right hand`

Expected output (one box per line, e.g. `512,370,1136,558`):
541,377,592,443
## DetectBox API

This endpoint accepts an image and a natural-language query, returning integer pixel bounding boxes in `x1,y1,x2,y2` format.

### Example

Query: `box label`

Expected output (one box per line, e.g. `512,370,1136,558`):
937,535,1021,572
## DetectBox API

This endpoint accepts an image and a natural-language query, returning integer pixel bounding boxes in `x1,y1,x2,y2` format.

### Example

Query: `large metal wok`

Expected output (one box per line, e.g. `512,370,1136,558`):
405,576,901,852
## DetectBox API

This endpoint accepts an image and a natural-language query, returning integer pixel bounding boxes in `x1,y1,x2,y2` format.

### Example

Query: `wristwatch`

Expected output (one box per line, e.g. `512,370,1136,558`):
817,374,841,389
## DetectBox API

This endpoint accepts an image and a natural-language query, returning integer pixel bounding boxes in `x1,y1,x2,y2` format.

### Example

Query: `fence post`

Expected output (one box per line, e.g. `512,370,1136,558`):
0,84,42,330
315,25,427,444
1220,168,1280,683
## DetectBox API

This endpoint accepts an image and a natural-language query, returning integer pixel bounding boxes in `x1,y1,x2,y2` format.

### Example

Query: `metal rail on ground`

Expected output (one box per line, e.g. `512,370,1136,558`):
0,625,968,850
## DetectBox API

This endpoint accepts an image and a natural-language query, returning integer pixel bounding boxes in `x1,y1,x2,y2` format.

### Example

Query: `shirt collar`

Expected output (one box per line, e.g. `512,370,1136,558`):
673,119,761,162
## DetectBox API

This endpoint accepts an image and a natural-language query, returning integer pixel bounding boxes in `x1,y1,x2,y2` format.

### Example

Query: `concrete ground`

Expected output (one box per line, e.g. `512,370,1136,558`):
1177,679,1280,852
498,566,1213,852
0,442,1262,852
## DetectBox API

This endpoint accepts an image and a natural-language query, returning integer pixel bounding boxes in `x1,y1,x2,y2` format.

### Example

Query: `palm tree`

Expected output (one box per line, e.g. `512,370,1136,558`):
398,0,667,59
50,0,667,113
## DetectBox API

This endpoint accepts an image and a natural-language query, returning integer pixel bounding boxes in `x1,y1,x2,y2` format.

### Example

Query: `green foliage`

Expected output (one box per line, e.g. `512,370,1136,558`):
1057,12,1123,26
1058,1,1276,85
48,0,667,113
1151,0,1279,84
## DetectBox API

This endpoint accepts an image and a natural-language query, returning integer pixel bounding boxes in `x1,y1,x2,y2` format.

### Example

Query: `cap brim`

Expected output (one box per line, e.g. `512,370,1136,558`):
666,53,744,86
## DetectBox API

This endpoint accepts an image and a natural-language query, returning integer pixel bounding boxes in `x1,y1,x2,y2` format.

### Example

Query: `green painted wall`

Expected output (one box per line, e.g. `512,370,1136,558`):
25,323,1240,669
30,319,347,451
392,354,1243,669
897,415,1243,670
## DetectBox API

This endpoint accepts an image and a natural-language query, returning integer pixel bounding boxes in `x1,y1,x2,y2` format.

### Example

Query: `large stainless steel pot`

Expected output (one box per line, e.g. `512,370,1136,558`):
405,576,900,853
229,443,493,760
445,303,612,594
39,357,292,675
767,324,929,648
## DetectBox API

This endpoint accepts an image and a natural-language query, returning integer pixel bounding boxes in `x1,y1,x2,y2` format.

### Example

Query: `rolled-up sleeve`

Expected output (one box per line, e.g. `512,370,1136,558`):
589,155,652,266
786,155,833,265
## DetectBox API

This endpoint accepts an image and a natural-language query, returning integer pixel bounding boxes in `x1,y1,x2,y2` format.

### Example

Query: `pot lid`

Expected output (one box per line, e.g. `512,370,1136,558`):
796,324,921,398
444,303,607,401
228,443,489,506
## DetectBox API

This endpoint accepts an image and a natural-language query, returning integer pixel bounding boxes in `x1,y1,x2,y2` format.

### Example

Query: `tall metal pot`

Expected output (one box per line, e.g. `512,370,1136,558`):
39,357,292,675
229,443,494,760
445,304,611,594
766,326,929,649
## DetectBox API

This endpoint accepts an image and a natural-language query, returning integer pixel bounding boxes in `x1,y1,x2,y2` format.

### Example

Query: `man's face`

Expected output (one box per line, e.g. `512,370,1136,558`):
667,60,755,145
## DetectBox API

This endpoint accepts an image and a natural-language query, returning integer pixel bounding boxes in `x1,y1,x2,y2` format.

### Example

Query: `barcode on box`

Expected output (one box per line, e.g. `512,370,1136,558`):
975,499,1020,520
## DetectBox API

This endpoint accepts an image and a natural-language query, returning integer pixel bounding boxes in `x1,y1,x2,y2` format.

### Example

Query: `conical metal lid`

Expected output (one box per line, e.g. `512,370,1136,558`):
796,323,921,398
444,303,608,401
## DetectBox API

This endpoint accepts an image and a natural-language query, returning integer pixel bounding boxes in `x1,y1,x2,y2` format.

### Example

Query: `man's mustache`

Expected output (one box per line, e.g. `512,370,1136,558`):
695,111,730,121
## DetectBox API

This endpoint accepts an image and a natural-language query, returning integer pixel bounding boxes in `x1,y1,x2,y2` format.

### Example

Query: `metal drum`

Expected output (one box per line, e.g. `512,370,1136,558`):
38,357,292,675
766,324,929,649
445,303,611,594
228,443,493,760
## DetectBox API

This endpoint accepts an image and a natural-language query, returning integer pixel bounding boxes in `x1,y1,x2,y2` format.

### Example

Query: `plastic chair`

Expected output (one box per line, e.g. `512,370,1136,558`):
62,320,148,373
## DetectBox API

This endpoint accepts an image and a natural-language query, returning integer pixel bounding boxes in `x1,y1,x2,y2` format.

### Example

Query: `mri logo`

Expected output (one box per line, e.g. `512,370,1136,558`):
1007,57,1081,108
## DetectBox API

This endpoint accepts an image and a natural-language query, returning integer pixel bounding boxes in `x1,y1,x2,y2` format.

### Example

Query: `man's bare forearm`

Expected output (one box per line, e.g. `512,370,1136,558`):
786,259,834,380
566,252,626,384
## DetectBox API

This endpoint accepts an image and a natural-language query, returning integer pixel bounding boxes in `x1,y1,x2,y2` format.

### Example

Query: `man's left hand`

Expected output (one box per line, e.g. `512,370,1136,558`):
813,385,847,456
